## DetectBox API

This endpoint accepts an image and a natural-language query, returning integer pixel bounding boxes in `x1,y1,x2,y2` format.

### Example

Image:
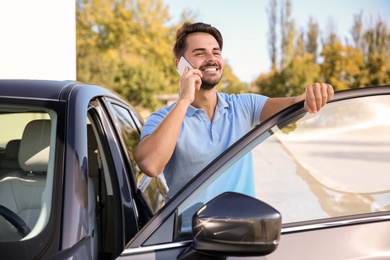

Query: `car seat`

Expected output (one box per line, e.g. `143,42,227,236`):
0,139,22,177
0,120,50,241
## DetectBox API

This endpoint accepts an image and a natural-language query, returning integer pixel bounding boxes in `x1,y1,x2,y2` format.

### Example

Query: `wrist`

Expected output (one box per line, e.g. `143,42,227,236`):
294,93,305,103
176,96,193,108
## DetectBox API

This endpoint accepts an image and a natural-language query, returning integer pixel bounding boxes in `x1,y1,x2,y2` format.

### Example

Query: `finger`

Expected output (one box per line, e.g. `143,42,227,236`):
320,84,328,107
182,66,189,76
327,83,335,100
305,85,316,113
313,83,325,111
185,74,202,91
195,77,202,91
304,101,313,114
319,83,334,107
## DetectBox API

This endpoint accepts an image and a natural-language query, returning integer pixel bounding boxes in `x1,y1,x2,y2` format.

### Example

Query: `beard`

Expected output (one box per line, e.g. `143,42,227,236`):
200,75,222,90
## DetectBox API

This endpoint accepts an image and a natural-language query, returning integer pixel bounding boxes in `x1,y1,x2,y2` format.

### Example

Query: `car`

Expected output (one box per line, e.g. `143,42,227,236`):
0,80,389,259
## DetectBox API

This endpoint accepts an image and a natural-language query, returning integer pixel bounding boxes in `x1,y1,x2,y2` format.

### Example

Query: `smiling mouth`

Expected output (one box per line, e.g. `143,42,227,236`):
203,67,218,72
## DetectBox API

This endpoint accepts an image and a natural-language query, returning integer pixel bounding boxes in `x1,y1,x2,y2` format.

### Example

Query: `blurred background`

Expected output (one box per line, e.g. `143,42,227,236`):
75,0,390,114
1,0,389,116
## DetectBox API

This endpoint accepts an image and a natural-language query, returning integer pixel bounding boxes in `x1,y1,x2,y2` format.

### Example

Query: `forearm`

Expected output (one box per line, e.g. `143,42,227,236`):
260,96,303,122
260,83,334,122
134,98,190,177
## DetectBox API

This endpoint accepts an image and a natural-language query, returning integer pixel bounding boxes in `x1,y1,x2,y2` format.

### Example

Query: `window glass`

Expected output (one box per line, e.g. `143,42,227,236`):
254,95,390,223
177,95,390,238
108,103,167,213
109,104,142,179
0,105,56,242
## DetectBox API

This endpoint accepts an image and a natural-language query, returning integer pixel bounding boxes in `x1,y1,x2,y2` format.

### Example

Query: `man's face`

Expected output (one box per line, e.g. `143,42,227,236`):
184,32,224,90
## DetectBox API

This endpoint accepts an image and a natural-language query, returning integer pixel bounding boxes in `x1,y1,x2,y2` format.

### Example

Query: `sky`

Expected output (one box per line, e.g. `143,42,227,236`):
162,0,390,83
0,0,76,80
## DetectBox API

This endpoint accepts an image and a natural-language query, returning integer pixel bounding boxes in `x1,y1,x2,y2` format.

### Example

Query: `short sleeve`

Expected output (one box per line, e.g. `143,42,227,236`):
235,94,268,125
140,107,170,140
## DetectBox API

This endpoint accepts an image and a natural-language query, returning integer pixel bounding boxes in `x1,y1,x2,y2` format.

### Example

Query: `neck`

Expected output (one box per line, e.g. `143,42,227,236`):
192,88,218,121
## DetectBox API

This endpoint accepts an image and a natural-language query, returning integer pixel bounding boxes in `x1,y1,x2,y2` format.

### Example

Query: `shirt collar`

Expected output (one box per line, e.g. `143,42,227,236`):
183,91,229,117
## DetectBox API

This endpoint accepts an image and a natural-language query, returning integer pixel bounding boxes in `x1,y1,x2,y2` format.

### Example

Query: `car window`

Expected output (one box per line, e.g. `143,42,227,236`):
0,105,56,242
106,101,168,214
253,95,390,223
176,94,390,239
107,103,141,179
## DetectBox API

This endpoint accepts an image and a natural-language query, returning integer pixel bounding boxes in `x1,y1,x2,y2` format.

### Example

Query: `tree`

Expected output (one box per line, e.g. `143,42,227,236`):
76,0,187,110
306,18,319,62
295,30,305,57
254,53,320,97
76,0,244,111
351,11,363,49
320,41,364,90
280,0,295,69
253,69,287,97
259,1,389,97
360,17,390,86
267,0,278,70
283,54,321,95
217,63,248,94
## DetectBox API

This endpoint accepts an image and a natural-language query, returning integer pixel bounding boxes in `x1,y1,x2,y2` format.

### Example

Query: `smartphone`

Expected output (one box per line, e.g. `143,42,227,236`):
176,56,194,76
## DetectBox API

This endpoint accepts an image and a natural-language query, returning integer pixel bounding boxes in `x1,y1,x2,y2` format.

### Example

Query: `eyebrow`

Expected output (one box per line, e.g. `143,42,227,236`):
191,47,221,53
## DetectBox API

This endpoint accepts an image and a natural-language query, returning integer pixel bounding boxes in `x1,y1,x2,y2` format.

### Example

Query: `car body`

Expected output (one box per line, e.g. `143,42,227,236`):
0,80,389,259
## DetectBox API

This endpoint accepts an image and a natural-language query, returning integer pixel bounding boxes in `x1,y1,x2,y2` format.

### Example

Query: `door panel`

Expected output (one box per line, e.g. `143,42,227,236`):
123,88,390,259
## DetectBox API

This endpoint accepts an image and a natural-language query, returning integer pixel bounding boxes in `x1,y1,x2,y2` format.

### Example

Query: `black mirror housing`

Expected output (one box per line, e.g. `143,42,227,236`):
192,192,281,257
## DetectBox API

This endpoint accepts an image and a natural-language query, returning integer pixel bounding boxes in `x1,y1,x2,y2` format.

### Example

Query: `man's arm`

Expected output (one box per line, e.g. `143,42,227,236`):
260,83,334,122
134,98,190,177
134,66,202,177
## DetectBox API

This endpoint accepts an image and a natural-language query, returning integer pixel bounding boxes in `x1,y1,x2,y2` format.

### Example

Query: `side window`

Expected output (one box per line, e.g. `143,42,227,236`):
252,95,390,223
0,108,56,242
107,101,167,214
107,103,142,180
176,94,390,239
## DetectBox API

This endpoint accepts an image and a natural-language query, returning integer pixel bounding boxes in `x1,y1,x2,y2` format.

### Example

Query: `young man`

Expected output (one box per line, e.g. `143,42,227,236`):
134,22,334,201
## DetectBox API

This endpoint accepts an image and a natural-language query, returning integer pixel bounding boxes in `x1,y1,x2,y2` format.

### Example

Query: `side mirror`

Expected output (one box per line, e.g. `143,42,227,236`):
178,192,281,260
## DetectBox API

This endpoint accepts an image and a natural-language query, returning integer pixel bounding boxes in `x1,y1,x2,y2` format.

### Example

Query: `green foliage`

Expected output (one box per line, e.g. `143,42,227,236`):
76,0,184,110
279,0,295,69
321,41,365,90
360,19,390,87
364,54,390,86
255,0,389,96
76,0,390,111
112,61,166,110
306,18,319,62
216,63,248,94
254,54,320,97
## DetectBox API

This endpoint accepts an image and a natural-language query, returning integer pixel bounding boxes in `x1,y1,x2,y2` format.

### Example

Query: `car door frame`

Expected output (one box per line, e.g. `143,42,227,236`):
120,85,390,259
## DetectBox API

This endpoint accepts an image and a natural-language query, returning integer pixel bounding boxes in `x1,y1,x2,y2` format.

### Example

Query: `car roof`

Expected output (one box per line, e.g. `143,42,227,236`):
0,79,112,101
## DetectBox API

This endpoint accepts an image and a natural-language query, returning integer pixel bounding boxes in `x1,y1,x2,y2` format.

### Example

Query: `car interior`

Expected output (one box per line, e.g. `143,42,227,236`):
0,103,164,258
0,108,100,257
0,112,54,242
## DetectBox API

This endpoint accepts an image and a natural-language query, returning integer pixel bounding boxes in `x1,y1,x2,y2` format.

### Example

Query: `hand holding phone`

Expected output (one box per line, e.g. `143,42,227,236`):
176,56,194,76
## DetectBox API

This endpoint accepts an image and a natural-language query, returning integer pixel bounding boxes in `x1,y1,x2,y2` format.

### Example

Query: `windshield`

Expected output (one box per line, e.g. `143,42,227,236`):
0,105,56,241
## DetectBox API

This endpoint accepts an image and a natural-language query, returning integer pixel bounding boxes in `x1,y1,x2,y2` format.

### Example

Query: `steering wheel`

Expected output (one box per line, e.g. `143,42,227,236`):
0,205,31,237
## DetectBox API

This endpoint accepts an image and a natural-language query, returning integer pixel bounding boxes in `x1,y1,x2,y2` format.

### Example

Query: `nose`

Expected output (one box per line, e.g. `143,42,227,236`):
205,52,216,62
205,57,218,65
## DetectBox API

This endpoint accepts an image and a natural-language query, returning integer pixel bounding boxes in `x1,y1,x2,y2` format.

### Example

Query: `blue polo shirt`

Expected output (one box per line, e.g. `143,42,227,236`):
141,92,268,200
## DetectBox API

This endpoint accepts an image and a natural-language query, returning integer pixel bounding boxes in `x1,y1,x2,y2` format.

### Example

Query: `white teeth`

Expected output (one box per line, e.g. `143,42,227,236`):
205,68,217,72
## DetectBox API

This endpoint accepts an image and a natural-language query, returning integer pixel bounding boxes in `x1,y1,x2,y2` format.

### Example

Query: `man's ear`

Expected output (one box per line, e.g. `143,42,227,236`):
174,59,179,67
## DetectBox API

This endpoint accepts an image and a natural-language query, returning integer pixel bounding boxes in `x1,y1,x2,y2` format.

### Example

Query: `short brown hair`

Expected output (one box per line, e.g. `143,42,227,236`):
173,22,223,59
